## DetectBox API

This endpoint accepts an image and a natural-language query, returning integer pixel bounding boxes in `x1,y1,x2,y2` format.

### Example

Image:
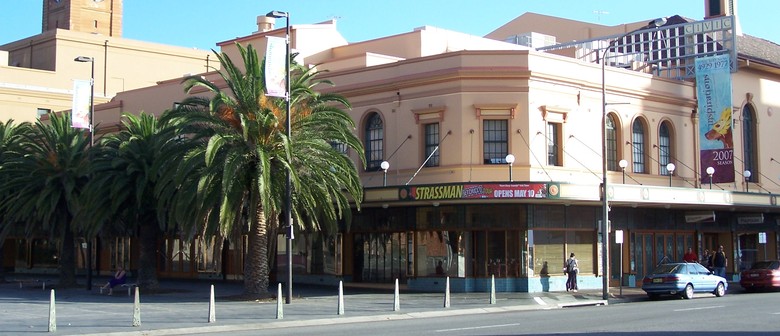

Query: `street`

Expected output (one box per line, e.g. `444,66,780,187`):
230,290,780,336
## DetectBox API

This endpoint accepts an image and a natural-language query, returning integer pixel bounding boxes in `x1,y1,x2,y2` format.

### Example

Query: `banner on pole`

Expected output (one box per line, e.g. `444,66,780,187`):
71,80,91,129
265,36,287,97
696,54,734,184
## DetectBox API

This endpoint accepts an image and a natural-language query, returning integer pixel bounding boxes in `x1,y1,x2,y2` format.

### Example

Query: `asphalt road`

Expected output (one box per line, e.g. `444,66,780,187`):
231,290,780,336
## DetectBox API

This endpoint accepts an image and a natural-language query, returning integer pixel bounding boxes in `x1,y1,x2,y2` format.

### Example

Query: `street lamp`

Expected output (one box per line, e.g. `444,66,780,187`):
380,161,390,186
744,170,751,192
75,55,95,291
266,10,293,304
505,154,515,182
600,17,666,300
706,166,715,189
618,159,628,184
666,163,676,187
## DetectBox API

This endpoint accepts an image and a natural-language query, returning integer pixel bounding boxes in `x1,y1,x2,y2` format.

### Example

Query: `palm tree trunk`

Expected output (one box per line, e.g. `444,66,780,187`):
58,226,78,287
244,205,269,296
137,219,160,290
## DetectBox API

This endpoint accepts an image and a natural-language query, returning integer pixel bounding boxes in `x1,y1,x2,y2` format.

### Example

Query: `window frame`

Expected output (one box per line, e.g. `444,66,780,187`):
483,119,509,164
365,112,384,171
631,118,646,174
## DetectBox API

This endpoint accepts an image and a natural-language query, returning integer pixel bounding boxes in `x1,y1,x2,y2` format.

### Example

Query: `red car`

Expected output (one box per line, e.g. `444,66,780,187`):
740,260,780,292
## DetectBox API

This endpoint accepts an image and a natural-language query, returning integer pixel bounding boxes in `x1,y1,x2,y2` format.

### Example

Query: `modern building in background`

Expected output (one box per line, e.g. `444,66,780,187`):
4,0,780,293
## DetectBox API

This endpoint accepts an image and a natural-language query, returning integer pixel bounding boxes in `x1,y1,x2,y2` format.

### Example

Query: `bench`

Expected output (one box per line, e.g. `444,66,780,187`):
100,282,137,296
15,279,49,290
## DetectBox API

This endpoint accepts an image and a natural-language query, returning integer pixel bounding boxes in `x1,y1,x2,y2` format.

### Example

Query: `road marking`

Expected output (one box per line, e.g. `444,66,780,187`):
436,323,523,332
771,312,780,315
533,297,547,305
673,305,724,312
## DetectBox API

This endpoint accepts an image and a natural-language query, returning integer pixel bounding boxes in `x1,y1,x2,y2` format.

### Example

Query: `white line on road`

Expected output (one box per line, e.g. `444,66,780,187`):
533,297,546,305
673,305,724,312
436,323,523,332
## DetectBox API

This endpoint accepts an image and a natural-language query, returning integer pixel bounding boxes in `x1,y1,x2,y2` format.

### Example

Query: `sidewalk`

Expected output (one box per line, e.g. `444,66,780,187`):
0,278,646,335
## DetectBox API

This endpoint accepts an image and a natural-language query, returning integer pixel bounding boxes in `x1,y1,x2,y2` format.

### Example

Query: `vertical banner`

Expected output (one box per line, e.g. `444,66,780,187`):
71,79,91,129
265,36,287,97
696,54,734,184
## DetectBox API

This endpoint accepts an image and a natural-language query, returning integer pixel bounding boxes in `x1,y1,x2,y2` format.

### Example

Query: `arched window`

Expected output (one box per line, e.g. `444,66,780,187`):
659,121,673,175
365,112,384,171
632,119,646,173
606,114,618,171
742,105,758,182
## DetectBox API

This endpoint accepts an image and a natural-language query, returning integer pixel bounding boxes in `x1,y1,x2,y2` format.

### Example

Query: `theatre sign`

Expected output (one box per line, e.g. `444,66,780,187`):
398,182,560,201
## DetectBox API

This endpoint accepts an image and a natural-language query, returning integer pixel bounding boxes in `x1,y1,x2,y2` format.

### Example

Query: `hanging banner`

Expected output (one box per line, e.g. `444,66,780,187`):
71,79,91,129
696,54,734,184
264,36,287,97
398,183,554,201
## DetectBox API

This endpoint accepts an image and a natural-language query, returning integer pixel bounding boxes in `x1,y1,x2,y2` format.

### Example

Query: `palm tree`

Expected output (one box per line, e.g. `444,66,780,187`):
0,113,90,287
80,112,188,290
167,44,364,297
0,120,33,283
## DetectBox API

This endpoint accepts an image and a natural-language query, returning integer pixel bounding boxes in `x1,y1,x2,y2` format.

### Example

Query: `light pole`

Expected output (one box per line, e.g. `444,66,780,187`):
706,166,715,189
744,170,751,192
266,10,293,304
381,161,390,186
618,159,628,184
600,17,666,300
666,163,676,187
75,55,95,291
505,154,515,182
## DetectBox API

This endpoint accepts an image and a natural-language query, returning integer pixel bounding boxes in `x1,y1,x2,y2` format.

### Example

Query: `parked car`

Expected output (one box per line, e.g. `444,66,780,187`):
641,262,728,299
740,260,780,292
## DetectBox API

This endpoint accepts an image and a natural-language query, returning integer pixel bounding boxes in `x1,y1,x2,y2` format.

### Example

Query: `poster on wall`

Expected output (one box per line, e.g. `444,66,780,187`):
696,54,734,184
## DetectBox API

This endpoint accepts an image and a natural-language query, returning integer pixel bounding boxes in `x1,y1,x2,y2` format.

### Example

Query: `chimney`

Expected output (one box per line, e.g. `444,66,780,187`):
704,0,742,36
257,16,275,33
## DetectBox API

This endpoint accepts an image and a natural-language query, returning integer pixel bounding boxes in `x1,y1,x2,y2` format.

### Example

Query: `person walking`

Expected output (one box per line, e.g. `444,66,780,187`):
713,245,728,278
565,253,579,292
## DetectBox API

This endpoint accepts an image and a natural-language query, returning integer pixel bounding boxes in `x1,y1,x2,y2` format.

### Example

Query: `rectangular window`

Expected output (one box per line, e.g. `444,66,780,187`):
483,120,508,164
37,108,51,118
424,123,440,167
547,122,561,166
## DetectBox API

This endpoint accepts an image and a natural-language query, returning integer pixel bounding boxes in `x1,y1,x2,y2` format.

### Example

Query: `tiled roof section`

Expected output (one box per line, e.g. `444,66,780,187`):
737,34,780,67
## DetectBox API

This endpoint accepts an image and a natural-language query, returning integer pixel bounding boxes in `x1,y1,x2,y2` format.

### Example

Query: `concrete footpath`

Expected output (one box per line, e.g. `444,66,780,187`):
0,278,646,335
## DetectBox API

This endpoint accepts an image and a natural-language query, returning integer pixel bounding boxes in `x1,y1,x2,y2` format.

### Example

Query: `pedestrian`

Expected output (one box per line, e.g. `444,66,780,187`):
683,247,698,263
713,245,728,278
100,266,127,295
565,253,578,292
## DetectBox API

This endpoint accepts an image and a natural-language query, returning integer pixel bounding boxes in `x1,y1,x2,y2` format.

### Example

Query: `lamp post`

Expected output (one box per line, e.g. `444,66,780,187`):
706,166,715,189
75,55,95,291
505,154,515,182
618,159,628,184
600,17,666,301
381,161,390,186
744,170,751,192
266,10,293,304
666,163,676,187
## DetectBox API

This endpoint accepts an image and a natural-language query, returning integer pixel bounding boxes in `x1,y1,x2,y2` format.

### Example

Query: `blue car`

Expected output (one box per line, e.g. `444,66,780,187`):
641,262,728,299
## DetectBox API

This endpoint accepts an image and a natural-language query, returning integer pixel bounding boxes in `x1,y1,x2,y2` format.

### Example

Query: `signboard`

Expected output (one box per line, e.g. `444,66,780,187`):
759,232,767,244
696,54,734,184
685,211,715,223
737,214,764,225
398,183,557,201
615,230,624,244
264,36,287,98
71,79,91,129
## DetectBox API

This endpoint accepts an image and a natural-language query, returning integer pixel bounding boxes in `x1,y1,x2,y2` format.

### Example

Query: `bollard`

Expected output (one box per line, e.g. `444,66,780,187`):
132,287,141,327
208,284,216,323
276,283,284,319
393,278,400,312
48,289,56,332
337,280,344,315
489,274,496,305
444,276,451,308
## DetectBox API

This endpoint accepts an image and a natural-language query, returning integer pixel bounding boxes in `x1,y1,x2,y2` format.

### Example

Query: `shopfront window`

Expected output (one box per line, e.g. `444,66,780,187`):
528,230,565,276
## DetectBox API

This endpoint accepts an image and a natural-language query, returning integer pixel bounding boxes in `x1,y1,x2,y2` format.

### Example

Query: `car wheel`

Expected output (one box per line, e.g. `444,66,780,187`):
682,284,694,299
714,282,726,297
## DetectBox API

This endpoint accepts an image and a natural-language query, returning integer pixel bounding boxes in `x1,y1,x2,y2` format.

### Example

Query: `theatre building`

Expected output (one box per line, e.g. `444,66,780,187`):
4,0,780,293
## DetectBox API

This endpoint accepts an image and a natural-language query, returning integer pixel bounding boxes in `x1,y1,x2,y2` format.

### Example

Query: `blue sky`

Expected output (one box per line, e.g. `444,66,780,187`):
2,1,779,50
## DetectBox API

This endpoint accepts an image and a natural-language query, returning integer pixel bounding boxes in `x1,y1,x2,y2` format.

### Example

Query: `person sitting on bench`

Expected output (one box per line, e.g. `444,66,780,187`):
100,266,127,295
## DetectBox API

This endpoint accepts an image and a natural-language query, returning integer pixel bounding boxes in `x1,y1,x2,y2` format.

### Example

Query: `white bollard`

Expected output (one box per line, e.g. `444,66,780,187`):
444,276,451,308
393,278,400,311
337,280,345,315
132,287,141,327
48,289,56,332
276,283,284,319
490,274,496,305
208,284,216,323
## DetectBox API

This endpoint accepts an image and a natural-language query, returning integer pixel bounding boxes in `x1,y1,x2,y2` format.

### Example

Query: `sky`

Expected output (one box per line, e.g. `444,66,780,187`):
2,1,780,50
